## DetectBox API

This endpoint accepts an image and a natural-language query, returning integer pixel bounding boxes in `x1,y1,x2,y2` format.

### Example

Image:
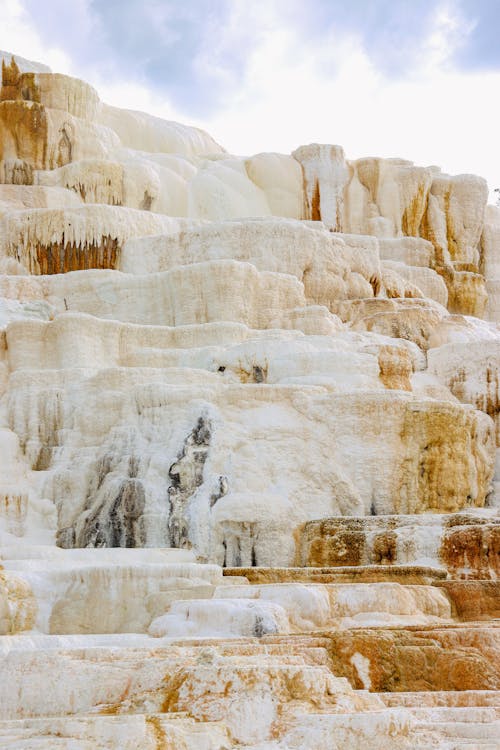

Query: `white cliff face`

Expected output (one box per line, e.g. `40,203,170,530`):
0,51,499,749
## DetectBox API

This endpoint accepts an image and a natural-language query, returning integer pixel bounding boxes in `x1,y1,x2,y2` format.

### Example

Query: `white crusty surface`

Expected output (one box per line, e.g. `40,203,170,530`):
0,50,499,750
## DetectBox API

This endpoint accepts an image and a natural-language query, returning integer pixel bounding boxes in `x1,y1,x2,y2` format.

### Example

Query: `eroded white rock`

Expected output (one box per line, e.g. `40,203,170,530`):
0,49,499,750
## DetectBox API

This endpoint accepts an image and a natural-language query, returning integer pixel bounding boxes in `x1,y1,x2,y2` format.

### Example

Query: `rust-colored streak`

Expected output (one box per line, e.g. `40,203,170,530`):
435,580,500,620
440,524,500,580
311,180,321,221
25,236,120,274
372,531,398,564
378,345,412,391
400,404,494,513
1,57,21,88
449,365,500,445
146,716,173,750
324,628,500,692
0,100,48,172
445,270,488,317
1,59,41,103
402,183,429,237
299,521,366,567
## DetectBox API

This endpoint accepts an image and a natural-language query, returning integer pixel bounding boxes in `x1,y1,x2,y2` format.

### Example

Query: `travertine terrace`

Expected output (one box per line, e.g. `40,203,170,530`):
0,52,499,749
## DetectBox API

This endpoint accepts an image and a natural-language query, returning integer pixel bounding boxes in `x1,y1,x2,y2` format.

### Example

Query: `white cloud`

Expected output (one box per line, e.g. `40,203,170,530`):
197,1,500,199
0,0,75,74
422,1,475,71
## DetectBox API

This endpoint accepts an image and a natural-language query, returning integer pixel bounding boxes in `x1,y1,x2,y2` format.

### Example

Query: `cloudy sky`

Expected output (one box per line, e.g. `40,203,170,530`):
1,0,499,198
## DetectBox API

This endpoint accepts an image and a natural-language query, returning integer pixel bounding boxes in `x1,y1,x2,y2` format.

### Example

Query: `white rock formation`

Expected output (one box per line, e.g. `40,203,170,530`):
0,51,499,749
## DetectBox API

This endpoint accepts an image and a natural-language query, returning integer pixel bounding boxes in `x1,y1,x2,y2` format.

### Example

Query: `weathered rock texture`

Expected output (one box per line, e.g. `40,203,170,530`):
0,52,499,749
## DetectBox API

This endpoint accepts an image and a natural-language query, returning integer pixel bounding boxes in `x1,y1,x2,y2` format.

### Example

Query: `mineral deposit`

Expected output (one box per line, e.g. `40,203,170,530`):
0,52,499,749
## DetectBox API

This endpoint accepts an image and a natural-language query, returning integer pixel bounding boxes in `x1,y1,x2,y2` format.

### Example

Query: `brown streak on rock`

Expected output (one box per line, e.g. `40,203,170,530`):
378,345,412,391
17,236,121,274
310,179,321,221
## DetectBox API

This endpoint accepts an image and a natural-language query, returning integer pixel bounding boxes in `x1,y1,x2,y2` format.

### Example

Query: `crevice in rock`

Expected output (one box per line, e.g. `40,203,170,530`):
220,521,261,568
140,190,153,210
311,179,321,221
56,125,72,167
167,416,212,549
60,477,146,548
210,475,228,508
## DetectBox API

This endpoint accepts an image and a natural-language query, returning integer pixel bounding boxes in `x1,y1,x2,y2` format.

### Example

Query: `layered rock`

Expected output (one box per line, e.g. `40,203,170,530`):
0,51,499,749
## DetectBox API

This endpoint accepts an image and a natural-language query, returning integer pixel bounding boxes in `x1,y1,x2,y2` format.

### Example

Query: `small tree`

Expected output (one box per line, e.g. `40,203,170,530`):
495,188,500,207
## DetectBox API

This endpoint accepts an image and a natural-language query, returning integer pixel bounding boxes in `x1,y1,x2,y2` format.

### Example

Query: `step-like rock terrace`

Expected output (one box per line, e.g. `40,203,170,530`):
0,51,499,749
